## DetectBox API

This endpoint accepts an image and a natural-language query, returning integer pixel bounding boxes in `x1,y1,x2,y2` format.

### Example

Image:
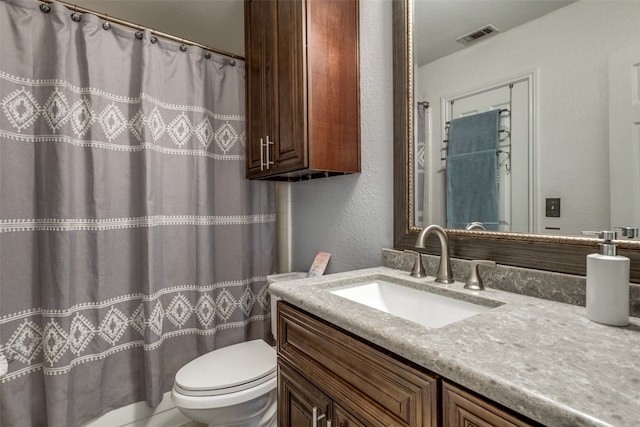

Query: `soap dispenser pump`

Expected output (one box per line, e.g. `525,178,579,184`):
584,231,630,326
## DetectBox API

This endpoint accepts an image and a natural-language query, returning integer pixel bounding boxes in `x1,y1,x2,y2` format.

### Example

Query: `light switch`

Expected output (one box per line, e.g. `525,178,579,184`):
546,198,561,217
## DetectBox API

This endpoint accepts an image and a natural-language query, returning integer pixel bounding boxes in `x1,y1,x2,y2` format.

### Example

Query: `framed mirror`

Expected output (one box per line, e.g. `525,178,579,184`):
392,0,640,282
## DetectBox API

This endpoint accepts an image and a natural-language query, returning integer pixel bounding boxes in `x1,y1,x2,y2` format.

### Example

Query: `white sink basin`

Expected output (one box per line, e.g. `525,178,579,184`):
330,280,494,328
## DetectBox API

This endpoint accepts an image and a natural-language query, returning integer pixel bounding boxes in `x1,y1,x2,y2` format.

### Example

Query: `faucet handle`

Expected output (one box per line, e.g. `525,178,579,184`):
464,260,496,291
616,226,639,239
405,250,427,278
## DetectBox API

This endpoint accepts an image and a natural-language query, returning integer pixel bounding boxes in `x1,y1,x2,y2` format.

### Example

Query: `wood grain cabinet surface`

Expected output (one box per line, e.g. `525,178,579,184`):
277,301,438,426
442,382,539,427
245,0,360,180
278,360,331,427
277,301,542,427
332,403,368,427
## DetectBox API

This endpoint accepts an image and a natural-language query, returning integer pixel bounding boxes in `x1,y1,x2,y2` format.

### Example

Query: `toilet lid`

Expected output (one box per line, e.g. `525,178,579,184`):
174,339,276,396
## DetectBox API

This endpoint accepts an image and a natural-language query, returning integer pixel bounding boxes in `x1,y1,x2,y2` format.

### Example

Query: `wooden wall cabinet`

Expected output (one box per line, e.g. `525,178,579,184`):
245,0,360,181
277,302,540,427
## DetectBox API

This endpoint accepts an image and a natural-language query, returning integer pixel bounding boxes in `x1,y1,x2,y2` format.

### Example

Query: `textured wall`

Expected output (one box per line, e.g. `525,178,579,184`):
290,0,394,274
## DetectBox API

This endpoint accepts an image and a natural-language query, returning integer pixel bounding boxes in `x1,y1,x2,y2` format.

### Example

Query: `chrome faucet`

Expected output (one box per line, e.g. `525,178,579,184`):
465,221,486,231
414,224,454,284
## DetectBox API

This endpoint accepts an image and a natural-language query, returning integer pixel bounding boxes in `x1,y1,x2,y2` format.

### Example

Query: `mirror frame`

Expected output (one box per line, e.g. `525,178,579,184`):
392,0,640,282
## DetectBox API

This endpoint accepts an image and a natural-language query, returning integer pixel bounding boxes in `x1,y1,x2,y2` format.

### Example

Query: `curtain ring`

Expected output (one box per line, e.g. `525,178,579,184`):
204,51,212,59
102,15,111,31
150,30,157,44
179,40,187,52
71,5,81,22
135,25,144,40
228,58,236,67
39,3,51,13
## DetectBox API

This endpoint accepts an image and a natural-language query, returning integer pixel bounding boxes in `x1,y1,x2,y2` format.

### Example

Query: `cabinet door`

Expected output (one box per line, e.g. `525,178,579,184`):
443,381,537,427
279,360,332,427
306,0,360,173
271,0,307,173
245,0,278,178
279,301,439,427
246,0,360,180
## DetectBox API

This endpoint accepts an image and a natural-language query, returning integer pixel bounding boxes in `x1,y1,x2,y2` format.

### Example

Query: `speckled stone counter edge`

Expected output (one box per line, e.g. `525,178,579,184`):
382,248,640,318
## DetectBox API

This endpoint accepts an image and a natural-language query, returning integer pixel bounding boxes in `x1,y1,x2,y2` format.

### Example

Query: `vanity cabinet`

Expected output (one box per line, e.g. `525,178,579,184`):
244,0,360,180
277,301,540,427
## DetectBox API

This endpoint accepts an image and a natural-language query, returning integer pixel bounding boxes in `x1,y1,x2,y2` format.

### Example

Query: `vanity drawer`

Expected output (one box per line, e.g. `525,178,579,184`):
443,381,538,427
277,301,438,427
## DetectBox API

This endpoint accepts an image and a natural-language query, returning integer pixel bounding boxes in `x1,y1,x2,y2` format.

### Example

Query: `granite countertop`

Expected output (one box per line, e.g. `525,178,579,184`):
269,266,640,427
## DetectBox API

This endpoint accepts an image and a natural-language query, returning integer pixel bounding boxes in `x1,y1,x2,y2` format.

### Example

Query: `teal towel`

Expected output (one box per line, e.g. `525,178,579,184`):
448,110,501,155
446,110,501,230
446,150,499,230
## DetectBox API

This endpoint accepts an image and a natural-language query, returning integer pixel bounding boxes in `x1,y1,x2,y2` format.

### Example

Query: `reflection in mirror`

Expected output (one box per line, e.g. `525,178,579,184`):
412,0,640,238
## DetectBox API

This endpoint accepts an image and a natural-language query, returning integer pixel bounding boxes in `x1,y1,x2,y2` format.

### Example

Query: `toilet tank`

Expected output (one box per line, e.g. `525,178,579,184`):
267,273,307,339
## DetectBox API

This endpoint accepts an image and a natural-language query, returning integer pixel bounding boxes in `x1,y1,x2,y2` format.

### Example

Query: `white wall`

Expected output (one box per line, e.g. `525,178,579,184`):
289,0,394,274
416,1,640,236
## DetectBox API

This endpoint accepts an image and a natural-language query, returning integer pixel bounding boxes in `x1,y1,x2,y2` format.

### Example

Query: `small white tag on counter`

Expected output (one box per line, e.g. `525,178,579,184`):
308,252,331,277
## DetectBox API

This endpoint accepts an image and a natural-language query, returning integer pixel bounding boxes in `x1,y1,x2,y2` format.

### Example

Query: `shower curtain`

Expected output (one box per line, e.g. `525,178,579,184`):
0,1,275,426
415,103,427,226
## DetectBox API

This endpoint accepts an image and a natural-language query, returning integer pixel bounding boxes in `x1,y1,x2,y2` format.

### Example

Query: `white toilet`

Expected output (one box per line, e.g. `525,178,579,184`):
171,339,277,427
171,272,306,427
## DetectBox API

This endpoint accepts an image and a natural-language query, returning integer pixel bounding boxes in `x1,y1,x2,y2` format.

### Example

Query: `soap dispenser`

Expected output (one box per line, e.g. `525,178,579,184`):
584,231,630,326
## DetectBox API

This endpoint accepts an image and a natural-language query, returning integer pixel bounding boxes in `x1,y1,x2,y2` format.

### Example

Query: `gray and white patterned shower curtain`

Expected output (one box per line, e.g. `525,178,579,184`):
416,103,426,226
0,1,275,426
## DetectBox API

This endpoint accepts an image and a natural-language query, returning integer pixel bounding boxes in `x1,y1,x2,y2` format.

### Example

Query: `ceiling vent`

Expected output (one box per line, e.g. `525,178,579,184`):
456,25,500,46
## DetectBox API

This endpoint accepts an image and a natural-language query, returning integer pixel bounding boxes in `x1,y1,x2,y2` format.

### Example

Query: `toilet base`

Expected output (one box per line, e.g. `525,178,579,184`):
177,388,276,427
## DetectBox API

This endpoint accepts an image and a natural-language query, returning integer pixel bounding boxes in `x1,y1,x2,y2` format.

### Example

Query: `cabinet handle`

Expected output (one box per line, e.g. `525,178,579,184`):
265,135,274,169
312,406,327,427
259,137,265,171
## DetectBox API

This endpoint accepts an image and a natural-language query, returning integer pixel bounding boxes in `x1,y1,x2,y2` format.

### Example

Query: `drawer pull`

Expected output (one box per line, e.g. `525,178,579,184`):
265,135,274,169
260,136,275,171
312,406,327,427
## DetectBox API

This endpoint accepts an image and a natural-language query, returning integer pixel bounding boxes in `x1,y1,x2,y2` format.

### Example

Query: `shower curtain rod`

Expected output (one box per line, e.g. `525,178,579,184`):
41,0,244,61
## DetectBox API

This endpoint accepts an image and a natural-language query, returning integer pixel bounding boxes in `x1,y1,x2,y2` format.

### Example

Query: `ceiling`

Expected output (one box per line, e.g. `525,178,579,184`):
415,0,575,66
74,0,245,56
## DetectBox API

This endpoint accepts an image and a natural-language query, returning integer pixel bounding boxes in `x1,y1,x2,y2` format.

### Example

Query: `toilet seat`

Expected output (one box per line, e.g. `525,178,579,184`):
172,375,277,410
174,339,277,398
